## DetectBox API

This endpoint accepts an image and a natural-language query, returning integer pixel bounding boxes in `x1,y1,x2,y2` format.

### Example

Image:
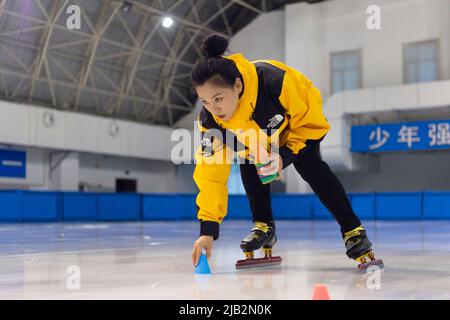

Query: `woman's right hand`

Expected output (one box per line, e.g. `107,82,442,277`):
192,235,214,267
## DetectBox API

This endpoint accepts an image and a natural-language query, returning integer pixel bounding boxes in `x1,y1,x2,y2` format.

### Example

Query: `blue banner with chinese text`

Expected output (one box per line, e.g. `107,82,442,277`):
351,119,450,153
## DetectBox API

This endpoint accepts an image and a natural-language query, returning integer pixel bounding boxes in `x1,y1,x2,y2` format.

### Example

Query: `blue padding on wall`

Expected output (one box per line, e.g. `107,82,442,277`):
98,193,140,221
376,192,422,220
272,194,313,219
423,191,450,219
227,195,252,219
142,194,181,220
3,190,450,223
178,194,198,220
312,195,333,219
62,193,98,221
20,191,61,222
0,191,20,221
349,193,376,220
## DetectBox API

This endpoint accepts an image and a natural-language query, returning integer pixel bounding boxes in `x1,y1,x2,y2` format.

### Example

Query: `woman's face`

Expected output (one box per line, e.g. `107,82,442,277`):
196,77,243,121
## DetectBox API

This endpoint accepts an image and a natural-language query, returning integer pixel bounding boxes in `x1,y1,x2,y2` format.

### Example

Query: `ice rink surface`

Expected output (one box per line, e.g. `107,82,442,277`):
1,220,450,300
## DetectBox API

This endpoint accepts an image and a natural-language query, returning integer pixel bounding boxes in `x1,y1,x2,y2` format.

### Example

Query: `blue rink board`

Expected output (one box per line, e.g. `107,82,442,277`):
1,190,450,222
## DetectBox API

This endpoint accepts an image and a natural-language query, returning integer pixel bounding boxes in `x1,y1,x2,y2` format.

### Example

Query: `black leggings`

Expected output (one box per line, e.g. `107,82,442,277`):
239,136,361,235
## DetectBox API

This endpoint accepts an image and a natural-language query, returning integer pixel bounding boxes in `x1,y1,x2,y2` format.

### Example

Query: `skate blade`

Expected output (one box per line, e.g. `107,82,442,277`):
235,256,282,270
357,259,384,271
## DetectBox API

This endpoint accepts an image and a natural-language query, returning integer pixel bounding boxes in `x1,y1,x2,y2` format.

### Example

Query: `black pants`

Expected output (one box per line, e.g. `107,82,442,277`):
239,136,361,235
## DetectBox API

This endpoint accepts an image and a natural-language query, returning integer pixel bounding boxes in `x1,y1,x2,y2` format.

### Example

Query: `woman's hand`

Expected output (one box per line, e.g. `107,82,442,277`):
192,235,214,267
256,153,283,181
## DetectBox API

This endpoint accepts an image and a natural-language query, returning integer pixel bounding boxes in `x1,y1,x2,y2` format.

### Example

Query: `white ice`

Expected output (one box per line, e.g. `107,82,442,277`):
1,220,450,299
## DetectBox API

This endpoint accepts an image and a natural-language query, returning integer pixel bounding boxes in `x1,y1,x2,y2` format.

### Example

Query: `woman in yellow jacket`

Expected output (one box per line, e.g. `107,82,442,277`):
191,34,382,270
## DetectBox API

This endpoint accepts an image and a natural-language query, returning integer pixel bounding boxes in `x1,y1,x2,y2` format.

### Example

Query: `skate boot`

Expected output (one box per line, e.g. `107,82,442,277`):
235,221,282,270
343,226,384,271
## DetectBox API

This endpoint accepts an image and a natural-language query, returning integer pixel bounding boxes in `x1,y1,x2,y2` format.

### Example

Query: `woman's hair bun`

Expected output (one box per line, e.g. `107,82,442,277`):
201,33,229,58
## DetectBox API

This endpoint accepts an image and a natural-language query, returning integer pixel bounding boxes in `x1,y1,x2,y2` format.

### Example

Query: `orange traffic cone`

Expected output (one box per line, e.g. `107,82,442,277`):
312,284,331,300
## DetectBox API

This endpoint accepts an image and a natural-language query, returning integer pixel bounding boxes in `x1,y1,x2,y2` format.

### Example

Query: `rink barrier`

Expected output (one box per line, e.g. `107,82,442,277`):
374,192,423,220
0,190,20,221
422,191,450,219
142,194,197,220
349,193,376,220
97,193,141,221
227,195,252,219
0,190,61,222
62,192,97,221
273,194,314,219
1,190,450,222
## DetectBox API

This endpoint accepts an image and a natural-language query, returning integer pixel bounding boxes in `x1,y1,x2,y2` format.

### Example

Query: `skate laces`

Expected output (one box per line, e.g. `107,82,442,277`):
251,221,270,233
343,226,366,243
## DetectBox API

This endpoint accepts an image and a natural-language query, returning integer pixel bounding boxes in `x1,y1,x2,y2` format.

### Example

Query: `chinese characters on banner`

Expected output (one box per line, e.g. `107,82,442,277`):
351,119,450,152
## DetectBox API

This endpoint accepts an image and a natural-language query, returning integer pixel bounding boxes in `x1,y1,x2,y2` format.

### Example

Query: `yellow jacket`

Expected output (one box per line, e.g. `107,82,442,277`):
194,53,331,239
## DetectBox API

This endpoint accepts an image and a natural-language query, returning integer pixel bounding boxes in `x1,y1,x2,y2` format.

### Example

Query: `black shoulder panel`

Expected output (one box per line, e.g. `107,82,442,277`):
198,107,247,154
252,62,287,135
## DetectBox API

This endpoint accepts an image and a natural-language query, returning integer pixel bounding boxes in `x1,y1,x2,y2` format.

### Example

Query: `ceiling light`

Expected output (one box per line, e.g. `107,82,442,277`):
162,17,174,28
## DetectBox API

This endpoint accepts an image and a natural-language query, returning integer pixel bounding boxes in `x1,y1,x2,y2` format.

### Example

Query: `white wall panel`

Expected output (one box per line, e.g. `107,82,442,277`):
0,101,29,145
35,108,65,149
373,84,419,111
343,89,375,114
98,118,130,156
65,112,99,153
419,80,450,107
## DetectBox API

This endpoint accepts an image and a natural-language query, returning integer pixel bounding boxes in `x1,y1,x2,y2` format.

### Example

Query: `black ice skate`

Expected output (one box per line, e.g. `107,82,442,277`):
343,226,384,271
235,221,282,270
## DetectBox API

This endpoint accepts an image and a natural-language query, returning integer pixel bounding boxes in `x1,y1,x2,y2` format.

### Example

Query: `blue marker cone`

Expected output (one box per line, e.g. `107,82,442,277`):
195,253,211,274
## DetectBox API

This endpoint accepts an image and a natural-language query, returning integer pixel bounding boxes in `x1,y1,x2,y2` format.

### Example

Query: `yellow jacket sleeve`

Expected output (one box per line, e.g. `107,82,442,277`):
193,123,233,240
277,67,331,166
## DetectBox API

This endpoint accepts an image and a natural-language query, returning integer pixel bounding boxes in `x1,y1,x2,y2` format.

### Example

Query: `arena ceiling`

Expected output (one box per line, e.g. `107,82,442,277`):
0,0,329,126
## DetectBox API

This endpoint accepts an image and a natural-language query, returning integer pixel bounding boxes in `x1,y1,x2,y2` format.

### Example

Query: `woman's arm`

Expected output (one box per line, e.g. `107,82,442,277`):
277,68,331,167
192,121,233,266
193,141,232,239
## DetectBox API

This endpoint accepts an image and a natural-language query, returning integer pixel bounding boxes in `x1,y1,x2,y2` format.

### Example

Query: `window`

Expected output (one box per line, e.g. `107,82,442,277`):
404,40,439,84
227,163,245,195
330,50,362,94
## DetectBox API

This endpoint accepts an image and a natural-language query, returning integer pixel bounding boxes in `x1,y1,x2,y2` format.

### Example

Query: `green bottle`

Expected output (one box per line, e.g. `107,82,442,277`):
255,161,279,185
